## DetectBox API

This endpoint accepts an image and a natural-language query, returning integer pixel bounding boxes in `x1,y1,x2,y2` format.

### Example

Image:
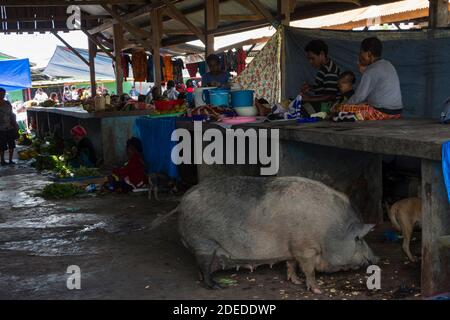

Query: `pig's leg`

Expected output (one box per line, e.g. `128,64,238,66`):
295,249,322,294
195,254,222,290
286,261,303,285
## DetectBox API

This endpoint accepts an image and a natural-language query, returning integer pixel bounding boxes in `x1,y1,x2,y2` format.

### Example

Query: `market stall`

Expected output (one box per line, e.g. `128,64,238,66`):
27,106,156,167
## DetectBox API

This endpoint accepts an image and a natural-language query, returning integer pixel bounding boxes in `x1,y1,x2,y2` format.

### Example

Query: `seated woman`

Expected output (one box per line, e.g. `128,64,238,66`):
201,54,230,88
105,137,147,193
337,37,403,121
68,125,97,168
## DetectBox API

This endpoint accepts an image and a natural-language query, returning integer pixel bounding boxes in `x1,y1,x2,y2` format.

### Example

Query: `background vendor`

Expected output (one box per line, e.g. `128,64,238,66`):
201,54,230,87
343,37,403,120
69,125,97,168
301,40,341,113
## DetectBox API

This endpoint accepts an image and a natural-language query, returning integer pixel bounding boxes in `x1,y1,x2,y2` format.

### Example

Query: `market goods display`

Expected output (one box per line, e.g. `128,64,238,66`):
152,99,187,116
190,105,236,121
39,99,57,108
40,183,84,199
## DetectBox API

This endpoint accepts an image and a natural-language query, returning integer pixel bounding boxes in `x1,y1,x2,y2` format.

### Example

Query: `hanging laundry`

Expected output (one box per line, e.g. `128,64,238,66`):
173,59,184,84
132,50,148,82
121,53,131,81
198,61,207,76
147,55,154,83
218,52,226,72
146,55,165,83
186,63,199,78
163,56,174,82
237,48,247,75
226,50,236,72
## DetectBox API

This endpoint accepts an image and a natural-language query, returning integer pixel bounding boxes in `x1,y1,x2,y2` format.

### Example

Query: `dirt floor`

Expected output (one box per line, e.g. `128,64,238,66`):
0,155,422,300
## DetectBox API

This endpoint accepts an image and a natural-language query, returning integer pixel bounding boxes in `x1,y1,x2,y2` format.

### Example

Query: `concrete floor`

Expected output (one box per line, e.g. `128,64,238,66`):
0,160,422,300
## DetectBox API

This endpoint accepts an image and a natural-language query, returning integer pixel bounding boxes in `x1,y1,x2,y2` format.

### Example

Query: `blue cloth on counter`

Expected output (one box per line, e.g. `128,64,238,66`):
443,141,450,203
134,117,179,179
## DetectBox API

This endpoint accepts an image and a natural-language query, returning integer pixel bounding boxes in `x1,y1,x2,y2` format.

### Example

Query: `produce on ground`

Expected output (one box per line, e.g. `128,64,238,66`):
40,183,84,199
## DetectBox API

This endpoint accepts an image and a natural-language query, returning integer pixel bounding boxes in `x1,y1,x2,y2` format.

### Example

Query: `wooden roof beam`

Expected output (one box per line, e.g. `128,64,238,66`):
82,29,115,60
101,4,152,48
1,0,147,6
88,0,181,35
247,0,276,24
164,1,206,44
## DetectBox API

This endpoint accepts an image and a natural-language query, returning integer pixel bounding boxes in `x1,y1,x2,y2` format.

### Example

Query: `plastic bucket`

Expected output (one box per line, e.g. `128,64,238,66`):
231,90,254,108
194,87,216,107
209,90,230,107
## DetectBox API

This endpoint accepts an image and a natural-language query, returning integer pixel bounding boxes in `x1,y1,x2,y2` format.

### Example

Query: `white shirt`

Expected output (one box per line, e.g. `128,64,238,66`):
34,92,48,103
164,88,179,100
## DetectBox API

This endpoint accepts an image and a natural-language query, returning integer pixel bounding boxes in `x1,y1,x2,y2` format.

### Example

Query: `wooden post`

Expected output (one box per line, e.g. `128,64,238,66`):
429,0,449,28
88,37,97,97
279,0,293,100
151,9,162,88
113,23,124,95
421,159,450,297
205,0,219,57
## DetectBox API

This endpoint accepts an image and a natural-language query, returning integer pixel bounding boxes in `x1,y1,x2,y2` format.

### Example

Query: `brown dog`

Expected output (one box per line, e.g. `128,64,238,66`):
385,198,422,262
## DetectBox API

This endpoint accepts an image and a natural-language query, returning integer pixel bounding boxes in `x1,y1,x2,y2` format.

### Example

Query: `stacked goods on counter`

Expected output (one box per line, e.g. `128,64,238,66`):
190,105,237,122
39,99,57,108
152,99,187,116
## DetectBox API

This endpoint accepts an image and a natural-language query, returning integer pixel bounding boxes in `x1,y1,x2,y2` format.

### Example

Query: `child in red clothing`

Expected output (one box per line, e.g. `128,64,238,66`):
106,137,147,193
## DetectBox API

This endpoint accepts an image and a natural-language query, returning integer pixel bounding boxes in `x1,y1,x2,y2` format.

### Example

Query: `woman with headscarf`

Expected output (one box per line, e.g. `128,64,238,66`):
69,125,97,168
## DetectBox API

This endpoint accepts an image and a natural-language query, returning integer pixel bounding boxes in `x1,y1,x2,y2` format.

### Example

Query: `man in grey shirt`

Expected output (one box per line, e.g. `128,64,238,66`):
348,37,403,115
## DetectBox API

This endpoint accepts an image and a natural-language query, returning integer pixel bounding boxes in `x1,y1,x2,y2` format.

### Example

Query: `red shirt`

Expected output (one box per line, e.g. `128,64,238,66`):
112,152,147,187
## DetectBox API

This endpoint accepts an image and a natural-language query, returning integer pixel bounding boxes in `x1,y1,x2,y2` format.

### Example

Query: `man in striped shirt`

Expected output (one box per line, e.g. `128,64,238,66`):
301,40,341,111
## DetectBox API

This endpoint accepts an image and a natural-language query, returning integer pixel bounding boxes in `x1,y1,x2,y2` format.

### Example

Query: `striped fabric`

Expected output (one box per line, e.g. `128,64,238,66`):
314,59,341,96
337,104,402,121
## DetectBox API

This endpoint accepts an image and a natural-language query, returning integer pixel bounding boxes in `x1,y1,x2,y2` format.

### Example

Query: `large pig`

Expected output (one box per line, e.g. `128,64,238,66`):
177,176,378,294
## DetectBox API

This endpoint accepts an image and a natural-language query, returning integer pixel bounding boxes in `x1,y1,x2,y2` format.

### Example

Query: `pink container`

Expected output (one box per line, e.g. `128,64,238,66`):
222,117,257,125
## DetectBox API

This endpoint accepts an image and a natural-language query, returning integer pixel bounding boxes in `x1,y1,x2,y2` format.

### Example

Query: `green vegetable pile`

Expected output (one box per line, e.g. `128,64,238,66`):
40,183,84,199
29,135,100,179
72,166,101,178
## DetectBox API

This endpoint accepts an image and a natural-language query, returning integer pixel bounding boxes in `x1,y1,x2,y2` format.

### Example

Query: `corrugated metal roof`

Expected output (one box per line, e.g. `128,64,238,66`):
292,0,442,28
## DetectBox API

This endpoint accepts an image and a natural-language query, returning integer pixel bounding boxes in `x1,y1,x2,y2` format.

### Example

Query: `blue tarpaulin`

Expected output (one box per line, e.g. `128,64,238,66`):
0,58,31,91
284,27,450,118
133,117,179,179
442,141,450,203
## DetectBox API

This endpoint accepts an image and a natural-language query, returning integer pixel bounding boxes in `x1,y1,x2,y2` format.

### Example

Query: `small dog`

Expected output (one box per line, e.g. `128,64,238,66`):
148,174,160,201
385,198,422,262
147,173,178,201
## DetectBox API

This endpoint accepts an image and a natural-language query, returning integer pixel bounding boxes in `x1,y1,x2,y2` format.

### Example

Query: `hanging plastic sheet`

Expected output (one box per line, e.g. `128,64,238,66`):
44,46,115,80
0,58,31,91
284,27,450,118
442,141,450,203
133,117,179,179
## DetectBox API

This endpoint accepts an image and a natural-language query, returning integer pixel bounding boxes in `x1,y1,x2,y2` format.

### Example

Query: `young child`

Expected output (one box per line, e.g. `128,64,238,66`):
106,137,147,193
163,80,180,100
336,71,356,105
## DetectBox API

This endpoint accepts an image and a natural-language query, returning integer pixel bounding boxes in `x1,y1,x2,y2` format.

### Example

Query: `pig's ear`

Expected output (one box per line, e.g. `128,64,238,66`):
348,223,376,240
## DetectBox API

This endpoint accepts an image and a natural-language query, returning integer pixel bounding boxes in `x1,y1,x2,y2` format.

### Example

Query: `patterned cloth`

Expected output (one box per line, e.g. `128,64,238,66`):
232,28,282,104
336,104,402,121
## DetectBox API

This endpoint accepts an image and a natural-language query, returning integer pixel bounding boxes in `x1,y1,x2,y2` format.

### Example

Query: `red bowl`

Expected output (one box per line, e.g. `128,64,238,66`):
155,99,184,111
